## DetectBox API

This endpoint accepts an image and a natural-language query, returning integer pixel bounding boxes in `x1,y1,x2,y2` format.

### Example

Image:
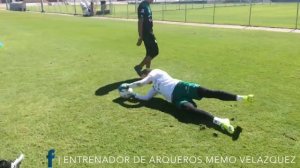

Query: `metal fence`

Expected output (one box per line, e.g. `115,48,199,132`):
2,0,300,29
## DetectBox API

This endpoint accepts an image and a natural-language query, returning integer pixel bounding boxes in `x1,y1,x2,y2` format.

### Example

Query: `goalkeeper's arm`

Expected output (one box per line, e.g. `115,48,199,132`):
127,75,152,88
131,87,157,101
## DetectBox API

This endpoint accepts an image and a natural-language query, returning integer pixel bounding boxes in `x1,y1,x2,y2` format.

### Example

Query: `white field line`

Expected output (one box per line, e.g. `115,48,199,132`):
1,9,300,34
94,17,300,34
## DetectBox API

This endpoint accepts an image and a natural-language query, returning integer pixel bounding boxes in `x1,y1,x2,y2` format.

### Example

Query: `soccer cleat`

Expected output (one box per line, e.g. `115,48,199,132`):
219,118,235,134
232,126,242,141
246,94,254,102
134,65,142,76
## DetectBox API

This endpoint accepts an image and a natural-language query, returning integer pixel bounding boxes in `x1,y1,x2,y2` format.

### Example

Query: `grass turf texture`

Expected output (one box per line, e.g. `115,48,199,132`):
0,10,300,168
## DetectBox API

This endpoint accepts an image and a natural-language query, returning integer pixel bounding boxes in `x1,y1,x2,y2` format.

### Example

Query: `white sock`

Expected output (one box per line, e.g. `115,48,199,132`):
236,95,245,101
213,117,222,126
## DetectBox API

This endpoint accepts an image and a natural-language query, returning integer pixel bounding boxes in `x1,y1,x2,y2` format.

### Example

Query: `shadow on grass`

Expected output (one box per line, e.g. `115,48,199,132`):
113,97,242,141
95,78,140,96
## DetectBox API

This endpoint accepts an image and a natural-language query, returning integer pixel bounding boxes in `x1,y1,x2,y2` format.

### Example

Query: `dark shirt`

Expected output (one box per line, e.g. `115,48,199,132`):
138,1,153,35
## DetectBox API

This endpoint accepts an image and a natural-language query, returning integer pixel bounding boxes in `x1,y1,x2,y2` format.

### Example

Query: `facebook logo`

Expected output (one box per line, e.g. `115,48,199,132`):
46,149,55,168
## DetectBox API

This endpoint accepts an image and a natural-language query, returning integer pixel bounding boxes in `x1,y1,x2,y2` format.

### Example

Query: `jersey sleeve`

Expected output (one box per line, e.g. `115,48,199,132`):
127,75,152,88
135,87,157,101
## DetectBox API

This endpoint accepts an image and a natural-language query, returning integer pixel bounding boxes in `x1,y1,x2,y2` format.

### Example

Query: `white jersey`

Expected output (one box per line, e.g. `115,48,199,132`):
128,69,180,102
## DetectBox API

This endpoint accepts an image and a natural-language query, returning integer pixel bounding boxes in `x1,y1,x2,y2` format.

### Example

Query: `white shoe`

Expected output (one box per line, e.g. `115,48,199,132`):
215,118,235,134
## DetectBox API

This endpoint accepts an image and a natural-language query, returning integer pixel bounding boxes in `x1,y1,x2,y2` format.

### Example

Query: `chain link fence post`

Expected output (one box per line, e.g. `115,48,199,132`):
41,0,45,12
248,0,253,26
5,0,9,10
73,0,77,15
296,0,300,29
184,2,187,22
162,0,165,21
127,1,129,19
213,0,216,24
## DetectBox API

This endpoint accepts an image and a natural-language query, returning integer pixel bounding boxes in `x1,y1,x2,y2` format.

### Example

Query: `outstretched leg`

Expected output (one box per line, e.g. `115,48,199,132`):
197,86,254,102
181,101,214,122
197,86,237,101
181,102,234,134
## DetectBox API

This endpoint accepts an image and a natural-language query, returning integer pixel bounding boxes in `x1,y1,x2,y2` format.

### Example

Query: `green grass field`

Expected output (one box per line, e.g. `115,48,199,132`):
0,10,300,168
25,2,300,29
116,3,300,28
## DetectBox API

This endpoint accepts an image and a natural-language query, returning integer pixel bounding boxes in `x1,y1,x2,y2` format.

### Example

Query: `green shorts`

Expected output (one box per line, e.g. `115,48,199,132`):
172,81,201,108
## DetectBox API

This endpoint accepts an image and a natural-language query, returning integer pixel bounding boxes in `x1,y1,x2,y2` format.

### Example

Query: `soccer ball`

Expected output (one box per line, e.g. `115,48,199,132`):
118,84,133,98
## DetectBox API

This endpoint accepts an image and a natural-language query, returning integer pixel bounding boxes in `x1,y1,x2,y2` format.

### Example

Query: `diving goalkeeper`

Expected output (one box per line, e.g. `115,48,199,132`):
123,69,254,134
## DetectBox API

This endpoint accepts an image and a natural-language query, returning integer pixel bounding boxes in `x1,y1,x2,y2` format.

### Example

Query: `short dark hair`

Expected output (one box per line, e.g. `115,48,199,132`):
141,69,152,76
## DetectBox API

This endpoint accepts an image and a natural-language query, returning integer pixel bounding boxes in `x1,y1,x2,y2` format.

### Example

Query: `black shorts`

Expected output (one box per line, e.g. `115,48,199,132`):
143,33,159,58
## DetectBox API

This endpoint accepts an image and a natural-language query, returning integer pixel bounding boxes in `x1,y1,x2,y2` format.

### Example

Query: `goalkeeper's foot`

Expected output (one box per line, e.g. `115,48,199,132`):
245,94,254,102
219,118,235,134
238,94,254,102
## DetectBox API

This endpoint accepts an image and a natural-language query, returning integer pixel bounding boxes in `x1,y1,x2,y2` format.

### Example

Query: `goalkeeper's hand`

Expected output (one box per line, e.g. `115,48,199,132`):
121,83,130,89
128,92,137,99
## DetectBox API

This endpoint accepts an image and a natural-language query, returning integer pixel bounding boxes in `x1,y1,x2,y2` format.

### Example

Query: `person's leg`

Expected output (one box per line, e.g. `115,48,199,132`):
180,102,235,134
134,55,152,76
137,33,158,69
134,34,152,76
145,56,152,69
181,101,214,122
197,86,238,101
149,34,159,64
146,61,151,69
138,55,152,68
197,86,254,102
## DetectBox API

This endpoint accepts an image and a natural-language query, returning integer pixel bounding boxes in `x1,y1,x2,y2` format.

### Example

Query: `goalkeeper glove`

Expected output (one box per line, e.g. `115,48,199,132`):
128,92,136,99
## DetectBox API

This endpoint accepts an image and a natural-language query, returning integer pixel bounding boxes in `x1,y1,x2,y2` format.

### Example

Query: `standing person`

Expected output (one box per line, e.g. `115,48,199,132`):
80,0,92,16
122,69,254,134
134,0,159,76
